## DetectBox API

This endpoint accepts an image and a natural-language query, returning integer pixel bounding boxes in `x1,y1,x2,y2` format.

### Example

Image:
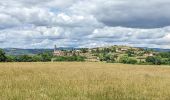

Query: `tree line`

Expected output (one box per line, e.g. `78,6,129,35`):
1,48,170,65
0,49,85,62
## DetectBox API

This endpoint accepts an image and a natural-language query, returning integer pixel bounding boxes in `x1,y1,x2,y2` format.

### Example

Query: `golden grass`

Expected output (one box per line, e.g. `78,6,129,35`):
0,62,170,100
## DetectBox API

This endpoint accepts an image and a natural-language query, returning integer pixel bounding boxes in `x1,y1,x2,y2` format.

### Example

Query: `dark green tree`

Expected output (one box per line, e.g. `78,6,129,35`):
80,48,88,53
40,52,53,62
119,55,137,64
32,55,42,62
119,55,129,64
127,58,137,64
146,56,162,65
6,55,15,62
0,49,7,62
126,50,134,57
14,55,33,62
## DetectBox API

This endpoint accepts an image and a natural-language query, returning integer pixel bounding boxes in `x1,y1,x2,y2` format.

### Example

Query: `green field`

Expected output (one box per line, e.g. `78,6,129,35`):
0,62,170,100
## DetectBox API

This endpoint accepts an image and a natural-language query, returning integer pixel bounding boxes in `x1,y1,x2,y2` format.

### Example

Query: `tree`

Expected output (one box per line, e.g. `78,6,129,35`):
111,47,116,52
39,52,53,62
76,56,86,61
161,58,170,65
6,55,15,62
119,55,129,64
32,55,42,62
119,55,137,64
112,54,119,62
98,53,105,61
146,56,162,65
109,55,115,63
158,52,170,58
103,48,110,53
126,50,134,57
127,58,137,64
96,48,100,53
0,49,7,62
14,55,33,62
80,48,88,53
103,54,111,62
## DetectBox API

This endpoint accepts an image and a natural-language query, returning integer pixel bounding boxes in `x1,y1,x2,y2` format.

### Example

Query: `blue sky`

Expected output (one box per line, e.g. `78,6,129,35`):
0,0,170,48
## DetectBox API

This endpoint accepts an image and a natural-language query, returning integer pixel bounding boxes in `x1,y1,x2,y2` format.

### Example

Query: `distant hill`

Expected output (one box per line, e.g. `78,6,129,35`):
151,48,170,52
3,47,78,55
2,46,170,55
3,48,53,55
138,47,170,52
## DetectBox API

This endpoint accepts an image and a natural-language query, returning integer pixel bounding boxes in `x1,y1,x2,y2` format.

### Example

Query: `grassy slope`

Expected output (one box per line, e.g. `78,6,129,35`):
0,62,170,100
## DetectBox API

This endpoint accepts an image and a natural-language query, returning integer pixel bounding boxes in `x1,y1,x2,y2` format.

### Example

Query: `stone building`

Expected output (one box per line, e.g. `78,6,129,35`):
53,45,82,56
53,45,65,56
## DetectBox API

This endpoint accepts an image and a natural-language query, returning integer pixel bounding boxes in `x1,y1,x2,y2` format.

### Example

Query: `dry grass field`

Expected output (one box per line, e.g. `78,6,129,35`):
0,62,170,100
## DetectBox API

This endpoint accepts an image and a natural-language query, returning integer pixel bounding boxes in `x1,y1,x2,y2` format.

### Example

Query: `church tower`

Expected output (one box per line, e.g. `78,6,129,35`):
54,45,57,52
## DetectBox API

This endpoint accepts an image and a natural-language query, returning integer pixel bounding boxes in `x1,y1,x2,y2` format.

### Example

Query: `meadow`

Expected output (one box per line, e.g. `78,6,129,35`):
0,62,170,100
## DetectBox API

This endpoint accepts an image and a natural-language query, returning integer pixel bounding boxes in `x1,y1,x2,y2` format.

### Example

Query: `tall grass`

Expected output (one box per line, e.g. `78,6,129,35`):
0,62,170,100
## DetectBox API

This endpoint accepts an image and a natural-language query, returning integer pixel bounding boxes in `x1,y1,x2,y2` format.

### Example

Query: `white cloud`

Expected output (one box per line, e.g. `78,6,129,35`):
89,26,170,48
91,0,170,28
0,0,170,48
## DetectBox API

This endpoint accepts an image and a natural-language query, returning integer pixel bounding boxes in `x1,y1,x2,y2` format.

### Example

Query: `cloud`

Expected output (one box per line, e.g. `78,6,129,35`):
0,13,21,29
0,0,170,48
89,26,170,48
70,0,170,28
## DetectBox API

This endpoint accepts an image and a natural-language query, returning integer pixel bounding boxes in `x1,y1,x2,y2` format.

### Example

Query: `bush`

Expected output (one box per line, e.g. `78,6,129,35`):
119,56,129,64
13,55,33,62
126,50,135,57
161,58,170,65
6,55,15,62
32,55,43,62
39,52,53,62
76,56,86,61
80,48,88,53
158,52,170,58
127,58,137,64
119,56,137,64
98,53,115,63
146,56,162,65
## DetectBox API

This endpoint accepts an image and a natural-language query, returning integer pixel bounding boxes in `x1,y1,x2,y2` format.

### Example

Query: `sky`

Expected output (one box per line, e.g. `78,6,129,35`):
0,0,170,49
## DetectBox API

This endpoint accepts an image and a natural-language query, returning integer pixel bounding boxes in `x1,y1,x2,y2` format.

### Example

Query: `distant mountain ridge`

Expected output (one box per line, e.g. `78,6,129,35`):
3,47,79,55
2,47,170,55
138,47,170,52
151,48,170,52
3,48,53,55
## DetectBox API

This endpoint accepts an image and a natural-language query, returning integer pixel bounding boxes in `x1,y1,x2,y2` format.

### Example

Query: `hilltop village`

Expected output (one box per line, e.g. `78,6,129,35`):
53,45,158,64
1,45,170,65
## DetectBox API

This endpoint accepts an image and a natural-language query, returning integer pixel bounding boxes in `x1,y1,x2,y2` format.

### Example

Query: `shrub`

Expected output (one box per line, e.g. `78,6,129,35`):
146,56,162,65
126,50,135,57
39,52,53,62
127,58,137,64
6,55,15,62
119,56,129,64
119,56,137,64
13,55,33,62
158,52,170,58
32,55,43,62
98,53,115,63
